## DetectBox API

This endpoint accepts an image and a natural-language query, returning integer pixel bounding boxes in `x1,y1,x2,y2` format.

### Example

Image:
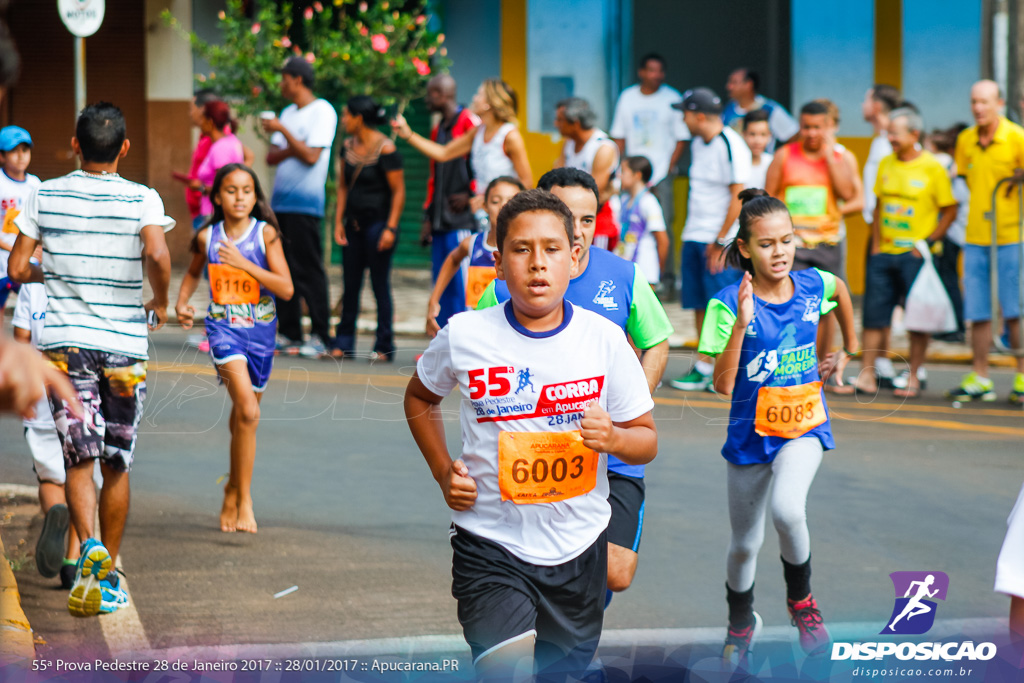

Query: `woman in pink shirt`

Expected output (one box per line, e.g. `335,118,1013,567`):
193,101,244,222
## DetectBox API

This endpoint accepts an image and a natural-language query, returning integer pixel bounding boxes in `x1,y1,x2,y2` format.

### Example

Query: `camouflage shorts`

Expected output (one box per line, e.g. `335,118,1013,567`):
45,347,147,473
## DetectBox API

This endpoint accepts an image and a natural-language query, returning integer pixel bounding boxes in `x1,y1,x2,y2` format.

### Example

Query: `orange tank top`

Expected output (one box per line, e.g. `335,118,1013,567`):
778,142,842,246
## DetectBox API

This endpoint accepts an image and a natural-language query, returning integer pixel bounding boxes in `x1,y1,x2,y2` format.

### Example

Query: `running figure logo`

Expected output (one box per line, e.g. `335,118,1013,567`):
881,571,949,635
515,368,535,394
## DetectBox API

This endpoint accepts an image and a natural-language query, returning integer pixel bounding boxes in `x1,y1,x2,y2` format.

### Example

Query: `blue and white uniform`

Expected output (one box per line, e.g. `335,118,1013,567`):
205,219,277,392
699,268,838,464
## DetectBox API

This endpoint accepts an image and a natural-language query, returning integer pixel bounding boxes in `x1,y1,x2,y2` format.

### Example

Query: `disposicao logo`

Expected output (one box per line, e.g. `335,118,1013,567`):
831,571,997,663
882,571,949,635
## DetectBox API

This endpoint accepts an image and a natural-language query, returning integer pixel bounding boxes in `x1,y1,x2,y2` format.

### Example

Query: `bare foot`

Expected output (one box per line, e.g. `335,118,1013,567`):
236,498,258,534
220,485,238,532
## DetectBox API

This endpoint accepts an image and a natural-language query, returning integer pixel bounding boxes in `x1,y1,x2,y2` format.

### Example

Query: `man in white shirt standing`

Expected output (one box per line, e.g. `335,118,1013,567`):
262,57,338,358
670,88,751,392
858,84,901,387
610,54,690,285
722,68,799,153
860,84,901,226
554,97,620,249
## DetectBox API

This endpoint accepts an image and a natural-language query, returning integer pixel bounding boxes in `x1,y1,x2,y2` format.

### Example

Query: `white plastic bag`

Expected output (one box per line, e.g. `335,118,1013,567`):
903,240,957,334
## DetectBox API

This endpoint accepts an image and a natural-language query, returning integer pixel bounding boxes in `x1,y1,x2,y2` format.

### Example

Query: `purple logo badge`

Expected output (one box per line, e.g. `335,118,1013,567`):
881,571,949,635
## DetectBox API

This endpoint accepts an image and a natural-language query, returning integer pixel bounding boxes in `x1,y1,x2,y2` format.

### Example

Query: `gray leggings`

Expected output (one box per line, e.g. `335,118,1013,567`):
726,437,824,592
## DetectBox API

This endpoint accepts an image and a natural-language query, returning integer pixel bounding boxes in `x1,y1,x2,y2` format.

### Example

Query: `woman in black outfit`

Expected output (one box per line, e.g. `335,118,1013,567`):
333,96,406,360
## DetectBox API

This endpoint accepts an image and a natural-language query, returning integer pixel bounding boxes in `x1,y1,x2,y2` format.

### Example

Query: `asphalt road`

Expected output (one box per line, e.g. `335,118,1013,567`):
2,329,1023,669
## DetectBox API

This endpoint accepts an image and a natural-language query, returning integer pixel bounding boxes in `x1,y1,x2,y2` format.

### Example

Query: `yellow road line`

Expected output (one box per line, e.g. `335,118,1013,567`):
149,362,412,387
652,395,1024,418
148,363,1021,436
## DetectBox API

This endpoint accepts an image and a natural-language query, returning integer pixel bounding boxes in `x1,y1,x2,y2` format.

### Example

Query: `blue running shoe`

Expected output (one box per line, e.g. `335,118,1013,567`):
99,570,129,614
68,538,111,617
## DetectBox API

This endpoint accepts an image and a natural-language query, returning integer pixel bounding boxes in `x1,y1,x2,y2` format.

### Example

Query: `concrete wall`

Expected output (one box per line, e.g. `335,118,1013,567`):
146,0,194,264
442,0,502,105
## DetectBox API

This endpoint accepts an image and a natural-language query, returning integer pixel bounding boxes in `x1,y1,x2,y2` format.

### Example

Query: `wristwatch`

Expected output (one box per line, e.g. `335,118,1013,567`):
384,226,398,233
715,238,729,248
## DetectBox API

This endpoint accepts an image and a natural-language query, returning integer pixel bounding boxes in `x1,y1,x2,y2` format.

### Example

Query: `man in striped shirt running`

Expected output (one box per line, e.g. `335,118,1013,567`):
9,102,173,617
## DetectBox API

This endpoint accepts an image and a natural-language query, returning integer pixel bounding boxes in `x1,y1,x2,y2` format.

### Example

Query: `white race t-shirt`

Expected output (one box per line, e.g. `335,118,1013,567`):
12,282,53,429
610,85,691,185
270,98,338,216
746,153,773,191
684,127,752,243
862,134,893,224
15,171,175,359
416,301,654,566
0,169,41,278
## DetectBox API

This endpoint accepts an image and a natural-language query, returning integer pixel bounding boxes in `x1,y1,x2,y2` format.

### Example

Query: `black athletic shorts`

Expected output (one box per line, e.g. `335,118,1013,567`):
450,524,607,679
606,472,646,552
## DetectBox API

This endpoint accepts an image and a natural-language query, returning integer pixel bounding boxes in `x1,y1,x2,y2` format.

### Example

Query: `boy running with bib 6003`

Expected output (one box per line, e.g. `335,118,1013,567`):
698,189,858,668
176,164,294,533
405,189,657,682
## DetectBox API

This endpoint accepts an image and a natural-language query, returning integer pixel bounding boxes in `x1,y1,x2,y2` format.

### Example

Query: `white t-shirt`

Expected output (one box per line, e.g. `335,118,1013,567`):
862,134,893,224
618,191,666,284
932,151,969,247
416,301,654,566
0,170,41,278
684,127,752,243
12,282,53,429
610,85,691,185
563,129,619,178
270,98,338,216
746,153,773,191
15,171,175,359
996,481,1024,598
471,122,517,192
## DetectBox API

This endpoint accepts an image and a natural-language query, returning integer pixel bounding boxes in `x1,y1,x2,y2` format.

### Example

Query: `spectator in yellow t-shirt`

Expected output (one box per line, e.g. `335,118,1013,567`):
949,80,1024,403
854,108,957,398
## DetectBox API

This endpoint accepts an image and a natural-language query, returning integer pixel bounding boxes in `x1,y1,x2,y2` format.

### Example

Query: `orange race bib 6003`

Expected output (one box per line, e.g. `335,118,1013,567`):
208,263,259,305
498,430,598,505
754,381,826,439
466,265,497,308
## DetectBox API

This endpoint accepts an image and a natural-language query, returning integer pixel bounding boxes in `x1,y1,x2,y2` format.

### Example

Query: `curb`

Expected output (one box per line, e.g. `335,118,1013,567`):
0,532,35,663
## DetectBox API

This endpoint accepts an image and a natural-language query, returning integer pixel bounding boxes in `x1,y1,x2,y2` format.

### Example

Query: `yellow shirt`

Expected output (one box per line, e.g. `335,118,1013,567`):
874,151,956,254
955,117,1024,245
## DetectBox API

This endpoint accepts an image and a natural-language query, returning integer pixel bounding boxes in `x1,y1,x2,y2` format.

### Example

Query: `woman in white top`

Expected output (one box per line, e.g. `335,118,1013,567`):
393,79,532,206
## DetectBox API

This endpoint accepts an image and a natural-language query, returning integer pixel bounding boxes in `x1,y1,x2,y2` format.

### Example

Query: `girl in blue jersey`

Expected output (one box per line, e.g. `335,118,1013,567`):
698,188,858,666
425,176,524,336
175,164,294,534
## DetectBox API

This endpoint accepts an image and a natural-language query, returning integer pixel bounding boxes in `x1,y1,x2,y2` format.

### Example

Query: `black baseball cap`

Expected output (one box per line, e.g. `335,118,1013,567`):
282,56,315,87
673,87,723,115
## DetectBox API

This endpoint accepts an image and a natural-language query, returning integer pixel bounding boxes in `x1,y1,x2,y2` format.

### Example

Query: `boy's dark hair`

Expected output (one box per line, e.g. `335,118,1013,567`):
495,189,574,253
484,175,526,200
725,188,792,274
871,84,902,113
638,53,666,70
537,167,599,206
742,108,770,131
799,101,830,118
623,155,653,184
76,102,126,163
192,163,278,253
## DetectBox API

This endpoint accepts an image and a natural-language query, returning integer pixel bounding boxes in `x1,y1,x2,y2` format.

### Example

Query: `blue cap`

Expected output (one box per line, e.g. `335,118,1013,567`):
0,126,32,152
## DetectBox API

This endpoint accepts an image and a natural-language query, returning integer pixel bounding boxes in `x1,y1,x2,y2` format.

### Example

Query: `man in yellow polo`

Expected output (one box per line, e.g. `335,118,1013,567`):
854,108,957,398
948,80,1024,403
